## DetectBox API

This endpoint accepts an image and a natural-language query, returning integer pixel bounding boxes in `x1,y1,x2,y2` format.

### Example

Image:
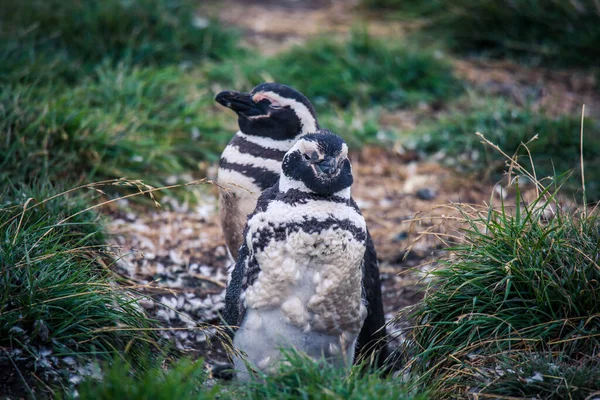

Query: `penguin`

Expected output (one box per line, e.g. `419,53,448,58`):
215,83,388,368
215,82,319,261
225,132,367,379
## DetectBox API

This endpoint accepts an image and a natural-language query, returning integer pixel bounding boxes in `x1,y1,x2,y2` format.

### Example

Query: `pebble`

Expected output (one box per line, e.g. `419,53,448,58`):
416,188,437,200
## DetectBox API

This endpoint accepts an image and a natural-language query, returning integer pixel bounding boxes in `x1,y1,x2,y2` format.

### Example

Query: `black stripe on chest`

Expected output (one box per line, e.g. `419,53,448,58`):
230,135,288,161
219,160,280,191
275,189,361,213
249,217,367,253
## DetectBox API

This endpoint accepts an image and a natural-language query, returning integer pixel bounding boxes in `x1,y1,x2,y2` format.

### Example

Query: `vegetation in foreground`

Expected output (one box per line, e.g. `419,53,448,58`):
77,351,426,400
363,0,600,68
0,183,158,396
396,151,600,398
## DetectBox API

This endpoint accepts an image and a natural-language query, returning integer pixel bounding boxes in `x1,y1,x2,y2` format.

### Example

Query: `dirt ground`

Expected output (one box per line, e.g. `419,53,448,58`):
108,0,596,363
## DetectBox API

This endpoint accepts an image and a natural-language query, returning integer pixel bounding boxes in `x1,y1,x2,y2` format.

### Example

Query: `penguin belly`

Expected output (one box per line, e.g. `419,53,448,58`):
233,308,356,381
218,187,258,260
234,226,367,379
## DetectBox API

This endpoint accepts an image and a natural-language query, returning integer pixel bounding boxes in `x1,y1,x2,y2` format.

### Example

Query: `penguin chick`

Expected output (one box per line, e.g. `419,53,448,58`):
225,132,367,380
215,82,319,260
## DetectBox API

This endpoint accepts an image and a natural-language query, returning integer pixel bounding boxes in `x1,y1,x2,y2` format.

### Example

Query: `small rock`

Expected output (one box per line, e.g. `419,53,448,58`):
69,374,83,385
196,334,207,343
169,250,184,265
156,309,171,322
8,326,26,336
393,232,409,242
39,348,52,357
139,299,155,310
525,372,544,384
33,320,50,342
177,296,185,309
63,356,77,366
199,265,213,276
416,188,437,201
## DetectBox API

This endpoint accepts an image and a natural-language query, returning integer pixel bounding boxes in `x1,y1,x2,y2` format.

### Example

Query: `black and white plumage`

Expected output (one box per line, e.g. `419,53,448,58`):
215,83,388,369
225,133,367,379
215,82,319,260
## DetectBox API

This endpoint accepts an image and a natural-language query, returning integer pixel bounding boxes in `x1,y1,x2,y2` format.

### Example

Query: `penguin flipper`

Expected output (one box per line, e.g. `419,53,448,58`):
355,229,388,369
223,241,249,338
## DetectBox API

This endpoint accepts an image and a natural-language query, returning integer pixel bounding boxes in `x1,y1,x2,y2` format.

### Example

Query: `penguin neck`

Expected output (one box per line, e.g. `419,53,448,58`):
236,131,302,153
238,117,299,141
279,174,352,200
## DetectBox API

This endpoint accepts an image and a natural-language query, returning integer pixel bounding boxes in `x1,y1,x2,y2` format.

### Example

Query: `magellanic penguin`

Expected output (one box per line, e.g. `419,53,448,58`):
215,82,319,260
225,132,367,379
215,83,388,368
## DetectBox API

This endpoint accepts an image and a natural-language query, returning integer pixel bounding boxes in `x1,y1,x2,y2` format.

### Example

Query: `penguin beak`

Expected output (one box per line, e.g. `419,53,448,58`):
315,156,339,176
215,90,264,117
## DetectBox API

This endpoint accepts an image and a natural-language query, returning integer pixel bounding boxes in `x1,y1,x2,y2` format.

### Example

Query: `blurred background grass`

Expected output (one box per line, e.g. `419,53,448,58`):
362,0,600,68
1,0,599,397
2,0,598,196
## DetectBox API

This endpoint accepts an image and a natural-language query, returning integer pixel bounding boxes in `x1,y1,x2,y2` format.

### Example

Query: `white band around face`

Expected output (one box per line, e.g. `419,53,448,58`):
252,91,318,136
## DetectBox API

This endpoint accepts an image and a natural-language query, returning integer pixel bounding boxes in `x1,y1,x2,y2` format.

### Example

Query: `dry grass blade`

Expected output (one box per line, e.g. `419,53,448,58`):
30,178,212,250
581,104,587,216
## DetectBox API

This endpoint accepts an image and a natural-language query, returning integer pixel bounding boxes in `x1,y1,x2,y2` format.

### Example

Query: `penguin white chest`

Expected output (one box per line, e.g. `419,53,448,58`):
245,226,367,332
233,202,368,378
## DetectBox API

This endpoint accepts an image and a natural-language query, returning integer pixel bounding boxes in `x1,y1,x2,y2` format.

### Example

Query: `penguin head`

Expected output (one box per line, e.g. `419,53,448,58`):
280,130,353,197
215,83,319,140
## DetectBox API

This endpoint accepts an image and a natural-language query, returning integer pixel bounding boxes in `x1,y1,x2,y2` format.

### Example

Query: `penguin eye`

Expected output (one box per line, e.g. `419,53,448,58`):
269,100,282,109
303,153,310,161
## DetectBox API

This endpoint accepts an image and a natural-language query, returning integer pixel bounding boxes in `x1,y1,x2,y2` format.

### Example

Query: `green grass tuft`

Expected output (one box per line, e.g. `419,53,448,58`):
209,30,462,110
410,101,600,199
235,350,423,399
319,106,394,149
397,175,600,398
1,66,232,188
0,182,158,394
0,0,242,84
363,0,600,67
455,353,600,399
77,358,215,400
360,0,444,16
77,350,426,400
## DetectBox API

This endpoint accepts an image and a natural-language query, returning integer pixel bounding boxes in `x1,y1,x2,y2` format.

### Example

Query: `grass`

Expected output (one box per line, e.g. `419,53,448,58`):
76,358,215,400
363,0,600,67
450,353,600,399
77,350,427,400
360,0,444,16
0,0,242,84
395,144,600,398
0,182,159,396
2,27,461,189
4,0,600,397
1,65,233,190
209,30,462,110
408,100,600,199
1,0,242,192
